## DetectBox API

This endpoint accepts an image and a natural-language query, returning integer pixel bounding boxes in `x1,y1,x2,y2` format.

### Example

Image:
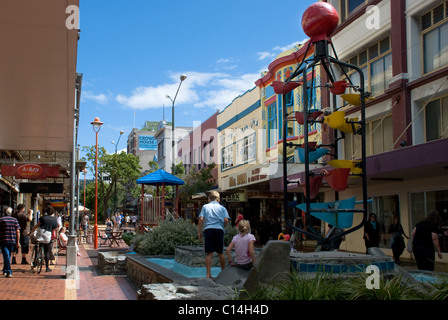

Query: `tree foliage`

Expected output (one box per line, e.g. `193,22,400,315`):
81,146,141,220
177,163,216,203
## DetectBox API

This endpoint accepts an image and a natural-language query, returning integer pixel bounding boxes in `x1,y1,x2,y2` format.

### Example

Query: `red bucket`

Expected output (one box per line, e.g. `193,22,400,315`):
301,175,323,199
271,81,302,95
294,110,323,125
329,80,348,95
323,168,351,191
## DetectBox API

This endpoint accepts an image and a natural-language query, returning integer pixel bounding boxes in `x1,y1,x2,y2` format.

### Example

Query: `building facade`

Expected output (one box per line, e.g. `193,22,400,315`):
127,121,160,174
213,0,448,264
215,43,320,227
154,122,192,173
302,0,448,259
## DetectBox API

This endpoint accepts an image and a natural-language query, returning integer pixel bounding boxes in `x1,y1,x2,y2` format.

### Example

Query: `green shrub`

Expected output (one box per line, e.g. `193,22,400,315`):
121,232,134,246
131,220,238,256
136,219,201,255
427,275,448,300
342,272,421,300
224,224,238,246
237,270,428,300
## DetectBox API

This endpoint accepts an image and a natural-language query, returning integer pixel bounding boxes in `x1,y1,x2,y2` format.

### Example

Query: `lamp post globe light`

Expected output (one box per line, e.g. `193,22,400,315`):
166,74,187,175
90,117,103,249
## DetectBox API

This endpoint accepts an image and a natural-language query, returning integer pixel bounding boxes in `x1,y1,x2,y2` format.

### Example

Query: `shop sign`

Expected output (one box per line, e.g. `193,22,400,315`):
226,192,247,202
17,164,43,179
224,166,269,190
1,164,59,180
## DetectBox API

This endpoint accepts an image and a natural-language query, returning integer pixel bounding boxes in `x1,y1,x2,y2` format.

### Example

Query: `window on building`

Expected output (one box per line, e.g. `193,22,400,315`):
422,2,448,74
157,141,164,160
209,138,214,160
286,91,294,138
368,194,400,249
203,142,208,165
236,133,256,165
197,146,201,169
410,190,448,253
341,36,392,105
344,115,393,159
334,0,366,23
221,145,233,170
425,96,448,141
267,103,278,148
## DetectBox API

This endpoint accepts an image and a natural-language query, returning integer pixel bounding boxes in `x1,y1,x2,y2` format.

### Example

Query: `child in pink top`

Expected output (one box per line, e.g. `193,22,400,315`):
226,220,256,270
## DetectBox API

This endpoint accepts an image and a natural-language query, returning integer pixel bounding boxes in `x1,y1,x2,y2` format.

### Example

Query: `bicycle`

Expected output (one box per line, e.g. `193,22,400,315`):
30,236,44,274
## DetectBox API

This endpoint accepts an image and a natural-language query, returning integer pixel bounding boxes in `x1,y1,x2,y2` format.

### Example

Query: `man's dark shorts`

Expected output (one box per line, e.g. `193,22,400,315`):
14,234,30,254
203,228,224,254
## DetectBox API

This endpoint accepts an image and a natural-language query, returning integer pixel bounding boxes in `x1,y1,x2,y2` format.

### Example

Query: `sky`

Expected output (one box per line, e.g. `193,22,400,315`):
76,0,316,160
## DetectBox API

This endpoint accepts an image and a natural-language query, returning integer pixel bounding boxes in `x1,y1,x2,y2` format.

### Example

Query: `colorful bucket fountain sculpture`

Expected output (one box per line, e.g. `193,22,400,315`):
298,147,329,163
300,168,351,200
296,197,357,229
280,1,369,249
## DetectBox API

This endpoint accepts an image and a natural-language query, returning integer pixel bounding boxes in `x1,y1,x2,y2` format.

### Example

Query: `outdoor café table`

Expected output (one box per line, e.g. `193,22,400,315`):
121,227,136,234
109,231,123,247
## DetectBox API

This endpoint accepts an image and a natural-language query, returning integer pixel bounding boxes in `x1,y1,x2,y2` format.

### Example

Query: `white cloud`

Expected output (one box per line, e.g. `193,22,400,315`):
216,58,231,64
257,51,276,61
257,39,309,61
116,82,198,110
82,91,109,104
116,71,260,111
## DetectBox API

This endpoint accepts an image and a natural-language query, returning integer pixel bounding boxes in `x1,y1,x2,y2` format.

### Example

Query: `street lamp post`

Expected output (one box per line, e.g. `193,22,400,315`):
166,74,187,175
111,130,124,154
80,168,87,232
91,117,103,249
111,130,124,216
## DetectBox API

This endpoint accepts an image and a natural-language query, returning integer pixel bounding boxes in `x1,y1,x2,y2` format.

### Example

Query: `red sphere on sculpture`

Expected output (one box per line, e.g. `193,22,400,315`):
302,2,339,41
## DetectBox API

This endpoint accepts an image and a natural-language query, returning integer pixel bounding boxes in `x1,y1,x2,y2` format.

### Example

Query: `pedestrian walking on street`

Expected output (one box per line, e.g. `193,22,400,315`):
388,216,408,264
197,191,230,278
30,206,59,272
0,207,20,278
81,212,89,237
364,213,381,253
12,205,33,265
412,210,445,271
235,209,244,228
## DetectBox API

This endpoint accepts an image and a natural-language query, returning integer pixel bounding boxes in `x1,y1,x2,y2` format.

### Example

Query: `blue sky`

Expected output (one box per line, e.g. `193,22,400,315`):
77,0,316,158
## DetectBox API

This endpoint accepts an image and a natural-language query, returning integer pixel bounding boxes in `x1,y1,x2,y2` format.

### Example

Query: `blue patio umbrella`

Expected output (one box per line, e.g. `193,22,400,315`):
137,169,185,186
137,169,185,226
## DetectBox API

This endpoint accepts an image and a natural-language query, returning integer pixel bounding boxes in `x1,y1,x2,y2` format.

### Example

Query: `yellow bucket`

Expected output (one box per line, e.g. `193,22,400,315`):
341,94,374,106
328,159,362,174
323,111,345,130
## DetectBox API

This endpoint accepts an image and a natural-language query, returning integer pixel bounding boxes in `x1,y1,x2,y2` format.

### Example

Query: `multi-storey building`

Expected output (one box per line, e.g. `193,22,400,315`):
127,121,161,174
213,0,448,264
215,43,320,226
303,0,448,258
154,122,192,173
177,112,219,219
178,111,218,174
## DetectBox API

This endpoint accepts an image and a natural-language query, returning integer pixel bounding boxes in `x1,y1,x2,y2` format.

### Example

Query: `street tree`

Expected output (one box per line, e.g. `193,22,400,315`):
82,146,142,220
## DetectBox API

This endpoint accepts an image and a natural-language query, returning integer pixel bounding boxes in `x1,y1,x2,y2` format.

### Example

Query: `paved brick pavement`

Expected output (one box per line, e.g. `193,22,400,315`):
0,234,138,300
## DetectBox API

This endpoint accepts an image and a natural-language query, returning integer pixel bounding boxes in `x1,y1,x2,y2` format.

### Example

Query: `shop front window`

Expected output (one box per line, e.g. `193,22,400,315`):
368,195,400,249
